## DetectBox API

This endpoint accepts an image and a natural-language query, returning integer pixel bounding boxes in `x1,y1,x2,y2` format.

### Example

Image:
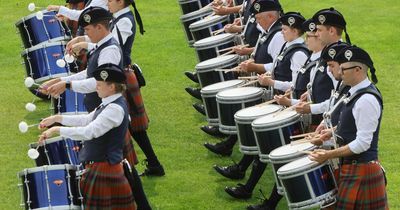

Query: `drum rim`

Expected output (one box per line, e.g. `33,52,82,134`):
234,104,282,121
21,39,69,54
251,110,301,128
277,156,324,176
29,136,66,148
195,54,239,70
216,87,263,101
193,33,235,49
201,79,244,94
180,7,212,21
189,15,229,31
269,143,316,161
18,164,78,177
15,10,57,25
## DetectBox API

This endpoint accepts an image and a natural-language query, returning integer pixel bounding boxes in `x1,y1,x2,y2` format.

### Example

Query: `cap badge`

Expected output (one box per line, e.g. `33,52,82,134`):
254,3,260,12
84,14,91,23
288,17,295,26
328,49,336,59
309,22,315,31
318,14,326,24
100,70,109,81
344,50,353,61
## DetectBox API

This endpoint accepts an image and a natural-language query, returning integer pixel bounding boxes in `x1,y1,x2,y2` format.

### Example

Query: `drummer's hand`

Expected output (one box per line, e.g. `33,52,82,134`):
232,18,241,26
39,126,60,143
66,36,85,54
239,60,252,72
258,74,274,86
47,81,67,98
39,115,62,130
315,123,326,134
47,5,61,11
212,5,228,15
274,94,291,106
300,92,309,102
71,42,88,55
39,78,61,94
308,149,331,164
225,25,242,33
295,102,311,114
319,128,333,141
233,46,248,55
55,14,66,21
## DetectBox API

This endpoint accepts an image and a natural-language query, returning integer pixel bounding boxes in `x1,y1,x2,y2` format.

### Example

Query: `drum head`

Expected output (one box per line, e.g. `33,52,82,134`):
235,104,281,121
252,110,300,128
201,79,244,94
193,33,235,48
180,6,212,21
195,54,239,70
277,156,320,176
269,142,315,161
217,87,262,100
18,164,77,177
189,15,228,30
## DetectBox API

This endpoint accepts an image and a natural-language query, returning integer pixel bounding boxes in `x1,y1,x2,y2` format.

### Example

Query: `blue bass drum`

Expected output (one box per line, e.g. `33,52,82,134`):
277,157,338,209
15,10,71,48
18,164,83,210
53,89,87,115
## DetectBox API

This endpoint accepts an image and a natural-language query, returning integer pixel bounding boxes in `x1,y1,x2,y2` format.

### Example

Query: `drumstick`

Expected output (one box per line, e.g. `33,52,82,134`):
290,136,321,145
214,67,241,73
220,49,235,56
239,80,258,87
218,44,250,53
256,91,290,107
297,150,312,155
272,102,311,117
290,131,317,139
238,76,258,80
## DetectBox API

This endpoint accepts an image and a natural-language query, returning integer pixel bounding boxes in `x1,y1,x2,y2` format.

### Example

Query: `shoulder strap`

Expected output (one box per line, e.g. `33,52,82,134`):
347,85,383,108
115,24,124,46
281,43,310,58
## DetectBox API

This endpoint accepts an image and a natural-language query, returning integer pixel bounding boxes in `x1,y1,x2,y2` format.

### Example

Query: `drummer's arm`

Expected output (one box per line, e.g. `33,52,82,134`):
58,6,83,21
60,70,87,83
247,63,267,74
61,111,95,127
309,99,330,114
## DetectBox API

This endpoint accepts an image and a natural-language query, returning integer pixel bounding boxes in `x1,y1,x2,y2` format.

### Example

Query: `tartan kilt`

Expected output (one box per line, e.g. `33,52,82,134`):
336,162,388,210
123,68,149,132
81,162,136,210
124,130,138,166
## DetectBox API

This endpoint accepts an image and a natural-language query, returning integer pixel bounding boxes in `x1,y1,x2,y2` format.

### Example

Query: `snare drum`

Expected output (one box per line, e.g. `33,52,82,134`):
201,80,245,125
252,110,304,162
29,136,82,166
53,89,87,115
189,15,230,42
180,7,213,46
277,157,337,209
195,54,239,88
217,87,265,134
178,0,202,15
21,41,78,83
15,10,71,48
18,164,83,210
235,104,281,155
269,142,317,195
193,33,237,62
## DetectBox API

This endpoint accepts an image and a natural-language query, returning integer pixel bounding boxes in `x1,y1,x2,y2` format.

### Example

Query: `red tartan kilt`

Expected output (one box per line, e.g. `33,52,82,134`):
123,69,149,132
81,162,136,210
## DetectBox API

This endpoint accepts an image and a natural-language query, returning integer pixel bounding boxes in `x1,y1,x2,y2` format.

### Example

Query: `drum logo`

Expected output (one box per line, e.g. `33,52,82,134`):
73,146,80,152
53,179,64,186
52,53,61,58
48,18,57,23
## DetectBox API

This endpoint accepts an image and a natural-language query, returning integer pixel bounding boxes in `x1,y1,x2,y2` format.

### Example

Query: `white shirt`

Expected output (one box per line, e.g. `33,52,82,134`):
345,78,381,154
263,24,285,72
111,7,134,45
58,0,108,21
273,37,308,91
60,93,125,140
61,34,121,93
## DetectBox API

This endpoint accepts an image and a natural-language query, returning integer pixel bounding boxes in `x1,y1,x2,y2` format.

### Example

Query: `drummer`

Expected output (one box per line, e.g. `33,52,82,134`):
294,8,351,129
38,63,136,209
309,45,388,209
47,0,107,23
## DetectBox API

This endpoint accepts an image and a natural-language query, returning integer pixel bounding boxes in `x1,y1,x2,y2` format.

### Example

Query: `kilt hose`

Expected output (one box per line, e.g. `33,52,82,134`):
336,162,388,210
123,68,149,132
81,162,136,210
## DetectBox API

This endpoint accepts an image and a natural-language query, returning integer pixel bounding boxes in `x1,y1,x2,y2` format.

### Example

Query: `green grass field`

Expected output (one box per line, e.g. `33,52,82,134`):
0,0,399,209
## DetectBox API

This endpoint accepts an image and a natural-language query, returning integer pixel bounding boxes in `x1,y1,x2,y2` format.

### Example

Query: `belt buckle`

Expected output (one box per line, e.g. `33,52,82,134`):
351,160,358,165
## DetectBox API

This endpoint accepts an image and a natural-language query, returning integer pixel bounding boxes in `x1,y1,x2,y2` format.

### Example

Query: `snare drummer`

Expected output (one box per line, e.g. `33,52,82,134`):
47,0,107,23
38,64,136,209
309,46,388,209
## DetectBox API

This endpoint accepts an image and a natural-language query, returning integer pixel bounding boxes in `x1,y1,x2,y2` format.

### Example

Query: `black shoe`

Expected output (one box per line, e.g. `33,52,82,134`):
247,199,274,210
193,103,205,116
214,164,245,180
225,183,252,199
200,125,226,137
140,162,165,177
185,87,201,100
204,141,233,156
184,71,199,83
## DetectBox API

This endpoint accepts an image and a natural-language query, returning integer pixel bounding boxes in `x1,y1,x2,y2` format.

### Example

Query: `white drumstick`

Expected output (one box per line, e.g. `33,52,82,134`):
28,3,44,12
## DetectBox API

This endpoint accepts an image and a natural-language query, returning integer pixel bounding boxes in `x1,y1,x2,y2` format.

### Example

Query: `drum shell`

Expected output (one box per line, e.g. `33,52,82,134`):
53,89,87,115
178,0,202,15
180,7,213,47
193,34,237,62
21,41,78,83
189,15,230,42
277,159,337,209
29,136,82,166
18,165,82,209
252,112,303,163
15,10,71,48
195,55,239,88
201,80,245,125
216,87,264,134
